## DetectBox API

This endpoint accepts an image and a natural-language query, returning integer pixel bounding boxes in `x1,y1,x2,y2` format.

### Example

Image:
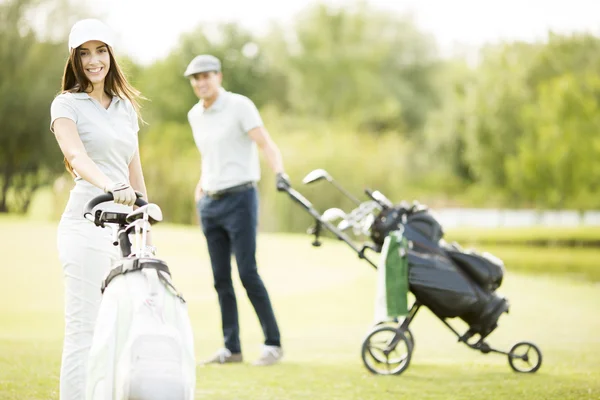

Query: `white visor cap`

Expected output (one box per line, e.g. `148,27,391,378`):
68,19,115,52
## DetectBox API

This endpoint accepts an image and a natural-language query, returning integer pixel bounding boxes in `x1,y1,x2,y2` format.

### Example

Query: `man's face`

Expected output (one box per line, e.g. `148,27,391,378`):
189,71,222,100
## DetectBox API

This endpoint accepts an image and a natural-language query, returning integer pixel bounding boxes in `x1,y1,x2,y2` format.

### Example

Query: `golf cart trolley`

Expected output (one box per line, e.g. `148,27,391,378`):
282,169,542,376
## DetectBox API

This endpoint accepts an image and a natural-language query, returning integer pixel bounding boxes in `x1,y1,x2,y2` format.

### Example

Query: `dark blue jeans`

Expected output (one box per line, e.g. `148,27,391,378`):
197,187,281,353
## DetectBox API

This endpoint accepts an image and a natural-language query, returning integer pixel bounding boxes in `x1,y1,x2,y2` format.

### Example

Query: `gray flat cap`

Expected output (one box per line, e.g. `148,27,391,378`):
183,54,221,77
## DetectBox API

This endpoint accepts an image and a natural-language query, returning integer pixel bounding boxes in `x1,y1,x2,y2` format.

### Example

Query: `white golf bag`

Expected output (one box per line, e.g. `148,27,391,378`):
83,200,196,400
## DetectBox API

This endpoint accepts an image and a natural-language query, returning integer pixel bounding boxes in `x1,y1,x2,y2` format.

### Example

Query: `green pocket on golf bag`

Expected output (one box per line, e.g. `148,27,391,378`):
374,230,410,319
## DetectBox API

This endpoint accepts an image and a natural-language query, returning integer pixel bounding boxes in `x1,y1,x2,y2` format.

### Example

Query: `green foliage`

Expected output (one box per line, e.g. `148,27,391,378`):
255,108,414,232
423,33,600,210
5,0,600,225
268,2,440,134
0,0,67,213
138,122,200,224
137,22,288,127
507,72,600,208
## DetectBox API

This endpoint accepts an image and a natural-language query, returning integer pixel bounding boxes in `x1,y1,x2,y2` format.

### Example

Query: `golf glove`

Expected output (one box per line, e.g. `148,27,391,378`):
104,182,136,206
276,172,291,192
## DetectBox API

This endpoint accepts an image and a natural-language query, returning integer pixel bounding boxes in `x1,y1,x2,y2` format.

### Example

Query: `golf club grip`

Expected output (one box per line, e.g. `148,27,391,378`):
82,193,148,217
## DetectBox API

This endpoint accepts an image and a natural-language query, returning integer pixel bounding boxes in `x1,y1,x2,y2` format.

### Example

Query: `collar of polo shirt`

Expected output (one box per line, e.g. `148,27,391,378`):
71,92,120,103
201,87,227,112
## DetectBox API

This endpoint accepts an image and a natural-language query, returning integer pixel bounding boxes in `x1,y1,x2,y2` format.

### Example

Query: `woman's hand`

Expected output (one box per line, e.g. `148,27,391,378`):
104,182,136,206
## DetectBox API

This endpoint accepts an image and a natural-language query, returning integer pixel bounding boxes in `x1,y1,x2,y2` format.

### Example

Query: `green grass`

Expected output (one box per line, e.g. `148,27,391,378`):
0,218,599,399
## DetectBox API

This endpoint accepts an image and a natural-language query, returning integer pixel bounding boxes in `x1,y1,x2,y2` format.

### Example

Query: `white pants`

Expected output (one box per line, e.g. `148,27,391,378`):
56,188,130,400
57,217,118,400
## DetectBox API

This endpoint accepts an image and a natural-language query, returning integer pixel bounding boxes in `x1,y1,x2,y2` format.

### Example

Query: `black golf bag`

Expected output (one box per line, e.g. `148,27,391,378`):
371,202,509,338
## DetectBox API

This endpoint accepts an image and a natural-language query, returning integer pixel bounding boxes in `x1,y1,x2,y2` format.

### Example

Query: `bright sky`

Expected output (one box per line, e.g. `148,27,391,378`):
87,0,600,65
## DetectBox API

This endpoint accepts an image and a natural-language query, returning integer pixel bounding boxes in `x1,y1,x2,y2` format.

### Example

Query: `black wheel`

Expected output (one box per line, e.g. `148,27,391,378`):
508,341,542,373
375,320,415,350
367,327,414,362
361,326,413,375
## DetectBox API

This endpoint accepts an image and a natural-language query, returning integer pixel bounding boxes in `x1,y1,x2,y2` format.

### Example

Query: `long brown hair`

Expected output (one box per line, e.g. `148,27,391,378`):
60,44,146,177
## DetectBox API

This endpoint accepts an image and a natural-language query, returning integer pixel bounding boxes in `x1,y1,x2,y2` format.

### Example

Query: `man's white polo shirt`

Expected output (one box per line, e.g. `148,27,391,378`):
188,88,263,192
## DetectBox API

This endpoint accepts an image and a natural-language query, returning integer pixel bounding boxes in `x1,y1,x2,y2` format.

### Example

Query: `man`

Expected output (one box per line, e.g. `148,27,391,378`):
184,54,290,366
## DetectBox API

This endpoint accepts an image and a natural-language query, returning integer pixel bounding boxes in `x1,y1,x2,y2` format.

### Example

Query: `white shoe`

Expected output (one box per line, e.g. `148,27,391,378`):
252,345,283,366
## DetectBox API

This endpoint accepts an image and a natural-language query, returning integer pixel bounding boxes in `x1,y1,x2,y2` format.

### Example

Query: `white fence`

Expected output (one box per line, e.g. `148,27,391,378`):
431,209,600,229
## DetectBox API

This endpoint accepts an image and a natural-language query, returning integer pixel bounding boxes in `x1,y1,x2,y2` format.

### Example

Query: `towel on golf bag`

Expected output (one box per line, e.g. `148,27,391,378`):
374,230,410,322
86,258,196,400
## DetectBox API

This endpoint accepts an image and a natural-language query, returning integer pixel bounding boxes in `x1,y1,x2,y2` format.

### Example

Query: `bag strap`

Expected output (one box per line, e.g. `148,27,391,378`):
101,258,186,303
156,270,186,304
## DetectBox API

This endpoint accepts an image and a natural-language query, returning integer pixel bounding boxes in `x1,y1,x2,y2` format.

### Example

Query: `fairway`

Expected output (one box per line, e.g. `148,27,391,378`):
0,218,599,399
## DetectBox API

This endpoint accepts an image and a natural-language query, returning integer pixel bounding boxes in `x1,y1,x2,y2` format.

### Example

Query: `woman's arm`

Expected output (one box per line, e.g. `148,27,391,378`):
53,118,113,190
52,118,136,205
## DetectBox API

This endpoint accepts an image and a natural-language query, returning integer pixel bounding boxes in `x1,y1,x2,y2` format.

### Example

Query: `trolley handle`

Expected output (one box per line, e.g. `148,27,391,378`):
83,193,147,225
282,186,321,220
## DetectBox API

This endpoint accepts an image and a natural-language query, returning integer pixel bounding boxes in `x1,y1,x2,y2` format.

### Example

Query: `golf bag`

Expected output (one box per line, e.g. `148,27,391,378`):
86,257,196,400
371,203,508,337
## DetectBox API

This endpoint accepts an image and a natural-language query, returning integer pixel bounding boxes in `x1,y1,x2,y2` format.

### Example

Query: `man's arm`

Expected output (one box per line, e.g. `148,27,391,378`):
248,126,290,191
248,126,284,174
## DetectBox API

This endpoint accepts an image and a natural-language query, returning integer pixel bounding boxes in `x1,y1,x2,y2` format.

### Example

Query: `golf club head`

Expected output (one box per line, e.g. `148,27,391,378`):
126,203,163,224
371,190,393,208
338,220,350,231
360,213,376,235
302,169,331,185
321,207,347,222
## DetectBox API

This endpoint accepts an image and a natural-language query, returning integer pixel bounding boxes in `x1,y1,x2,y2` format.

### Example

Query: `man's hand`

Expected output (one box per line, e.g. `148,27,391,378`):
276,172,291,192
194,178,204,203
104,182,136,206
195,185,204,203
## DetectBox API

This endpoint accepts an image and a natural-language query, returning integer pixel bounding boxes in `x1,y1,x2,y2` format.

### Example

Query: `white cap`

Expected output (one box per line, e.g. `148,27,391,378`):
68,19,115,51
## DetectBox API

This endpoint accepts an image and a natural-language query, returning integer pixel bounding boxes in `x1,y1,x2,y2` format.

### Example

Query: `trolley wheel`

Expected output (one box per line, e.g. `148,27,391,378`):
361,326,413,375
368,327,415,361
375,320,415,350
508,341,542,373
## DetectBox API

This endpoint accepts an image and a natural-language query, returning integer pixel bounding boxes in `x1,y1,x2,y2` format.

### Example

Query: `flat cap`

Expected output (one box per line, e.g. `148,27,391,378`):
183,54,221,77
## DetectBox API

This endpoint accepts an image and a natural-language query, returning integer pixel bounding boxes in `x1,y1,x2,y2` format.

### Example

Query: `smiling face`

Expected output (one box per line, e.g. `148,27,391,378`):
77,40,110,85
189,71,222,101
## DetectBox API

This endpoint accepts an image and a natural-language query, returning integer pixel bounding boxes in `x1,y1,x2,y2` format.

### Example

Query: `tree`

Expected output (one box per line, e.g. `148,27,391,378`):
0,0,69,213
266,1,440,135
507,72,600,208
136,22,287,127
430,33,600,209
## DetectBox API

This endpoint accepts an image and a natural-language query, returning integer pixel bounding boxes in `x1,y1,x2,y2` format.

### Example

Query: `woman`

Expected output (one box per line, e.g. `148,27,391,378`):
49,18,150,399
